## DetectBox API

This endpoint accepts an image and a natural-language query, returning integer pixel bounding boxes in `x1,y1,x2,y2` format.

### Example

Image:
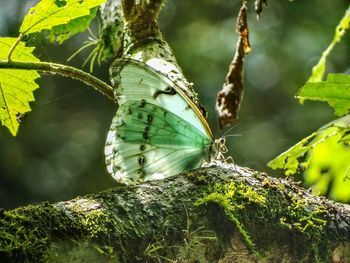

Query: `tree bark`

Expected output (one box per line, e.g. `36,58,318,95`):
1,1,350,262
1,165,350,262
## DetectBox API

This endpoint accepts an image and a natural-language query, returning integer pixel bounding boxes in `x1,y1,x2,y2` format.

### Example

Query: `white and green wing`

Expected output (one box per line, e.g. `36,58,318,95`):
105,100,211,184
110,60,213,139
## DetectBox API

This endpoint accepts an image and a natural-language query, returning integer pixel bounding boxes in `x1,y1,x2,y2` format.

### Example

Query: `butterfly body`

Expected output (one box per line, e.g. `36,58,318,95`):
105,59,225,184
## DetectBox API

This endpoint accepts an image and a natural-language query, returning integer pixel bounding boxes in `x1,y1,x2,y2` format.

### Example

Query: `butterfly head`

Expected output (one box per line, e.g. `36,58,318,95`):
208,138,228,162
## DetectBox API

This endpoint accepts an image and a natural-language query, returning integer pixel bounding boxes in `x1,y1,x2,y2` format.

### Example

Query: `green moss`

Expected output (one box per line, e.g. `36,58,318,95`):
94,244,114,256
194,178,334,261
0,203,84,262
0,195,139,262
82,210,110,238
258,178,331,261
195,181,267,252
278,193,327,236
277,192,329,261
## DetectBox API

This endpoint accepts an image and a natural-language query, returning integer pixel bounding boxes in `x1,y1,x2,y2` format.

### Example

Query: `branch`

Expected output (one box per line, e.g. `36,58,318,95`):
1,166,349,262
0,59,114,101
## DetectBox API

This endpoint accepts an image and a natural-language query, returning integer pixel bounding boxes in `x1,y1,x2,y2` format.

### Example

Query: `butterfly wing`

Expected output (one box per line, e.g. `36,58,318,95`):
105,100,211,184
110,59,213,139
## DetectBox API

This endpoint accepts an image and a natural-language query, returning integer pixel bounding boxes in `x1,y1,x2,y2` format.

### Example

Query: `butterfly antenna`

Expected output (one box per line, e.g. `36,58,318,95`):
223,134,242,138
222,125,238,137
222,116,254,137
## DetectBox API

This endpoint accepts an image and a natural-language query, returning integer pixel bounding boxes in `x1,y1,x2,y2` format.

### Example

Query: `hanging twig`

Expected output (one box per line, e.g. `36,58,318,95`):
216,1,251,129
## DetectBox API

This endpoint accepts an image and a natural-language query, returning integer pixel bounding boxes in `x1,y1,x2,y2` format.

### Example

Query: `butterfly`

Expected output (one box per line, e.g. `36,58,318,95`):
104,59,228,184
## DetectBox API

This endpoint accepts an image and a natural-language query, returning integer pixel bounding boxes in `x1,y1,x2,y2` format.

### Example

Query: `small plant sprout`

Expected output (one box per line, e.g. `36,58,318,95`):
67,20,104,73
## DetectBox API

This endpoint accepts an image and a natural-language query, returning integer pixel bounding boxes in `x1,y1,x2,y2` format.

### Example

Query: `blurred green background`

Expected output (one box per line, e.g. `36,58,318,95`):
0,0,349,209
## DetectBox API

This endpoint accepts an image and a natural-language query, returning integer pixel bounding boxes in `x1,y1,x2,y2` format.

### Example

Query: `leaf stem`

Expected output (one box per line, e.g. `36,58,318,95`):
0,59,115,101
7,34,23,61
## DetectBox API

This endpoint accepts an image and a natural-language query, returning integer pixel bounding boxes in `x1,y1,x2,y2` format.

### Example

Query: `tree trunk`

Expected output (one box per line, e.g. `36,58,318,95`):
1,1,350,262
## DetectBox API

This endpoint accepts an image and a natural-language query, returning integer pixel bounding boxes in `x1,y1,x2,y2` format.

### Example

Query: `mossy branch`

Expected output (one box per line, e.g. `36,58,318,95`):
1,166,350,262
0,59,114,101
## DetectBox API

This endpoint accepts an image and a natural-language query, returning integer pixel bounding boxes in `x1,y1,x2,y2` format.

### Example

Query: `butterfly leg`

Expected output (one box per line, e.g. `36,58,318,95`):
226,157,242,175
225,155,234,164
218,151,241,175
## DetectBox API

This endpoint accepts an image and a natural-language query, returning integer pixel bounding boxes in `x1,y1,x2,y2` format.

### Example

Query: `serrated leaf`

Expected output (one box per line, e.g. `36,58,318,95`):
269,115,350,202
20,0,106,36
49,7,98,43
267,132,317,175
268,128,342,175
0,38,40,136
297,74,350,116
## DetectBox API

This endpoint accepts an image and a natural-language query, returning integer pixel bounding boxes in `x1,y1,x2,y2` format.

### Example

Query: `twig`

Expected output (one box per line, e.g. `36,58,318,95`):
0,59,115,101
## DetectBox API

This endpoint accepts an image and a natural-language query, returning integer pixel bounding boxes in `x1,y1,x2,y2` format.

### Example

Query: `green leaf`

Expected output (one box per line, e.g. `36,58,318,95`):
335,6,350,42
307,57,326,82
267,132,317,175
0,38,40,136
323,114,350,144
304,130,350,203
297,74,350,116
49,7,99,43
268,127,346,175
268,115,350,202
320,113,350,130
20,0,106,36
306,7,350,82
